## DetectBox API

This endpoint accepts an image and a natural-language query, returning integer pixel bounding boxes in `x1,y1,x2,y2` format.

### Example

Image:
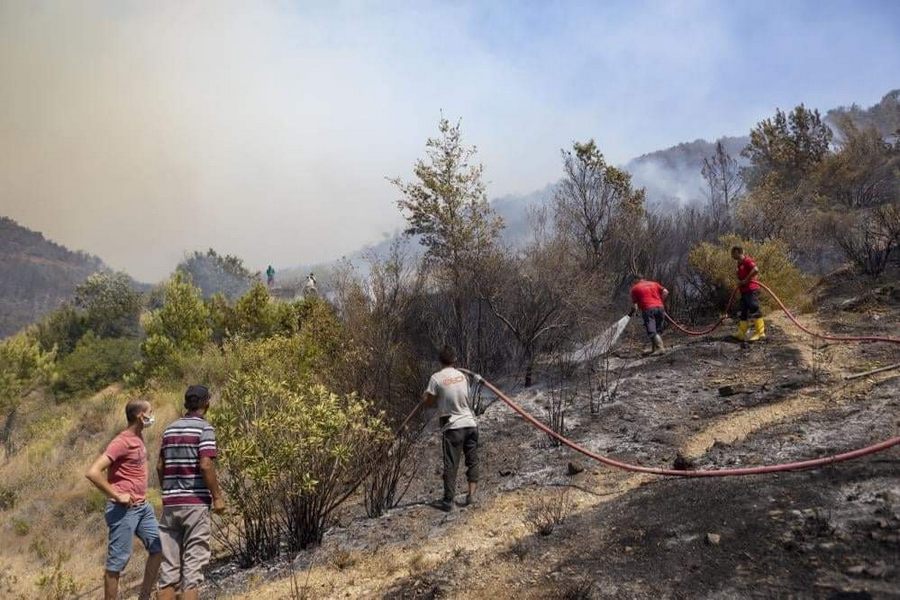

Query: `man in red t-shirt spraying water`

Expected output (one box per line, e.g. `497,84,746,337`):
85,398,162,600
630,275,669,354
731,246,765,342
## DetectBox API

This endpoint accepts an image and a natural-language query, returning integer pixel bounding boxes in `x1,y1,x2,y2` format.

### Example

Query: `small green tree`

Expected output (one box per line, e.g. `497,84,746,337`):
0,330,56,454
390,116,503,364
391,117,503,268
139,272,211,380
34,305,87,357
742,104,832,191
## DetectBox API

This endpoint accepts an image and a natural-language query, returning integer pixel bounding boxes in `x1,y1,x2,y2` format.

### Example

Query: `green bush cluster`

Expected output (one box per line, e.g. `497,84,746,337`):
689,235,814,314
52,334,140,398
211,334,390,565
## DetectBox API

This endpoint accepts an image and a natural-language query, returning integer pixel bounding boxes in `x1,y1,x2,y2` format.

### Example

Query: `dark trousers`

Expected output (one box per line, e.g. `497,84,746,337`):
641,307,665,339
441,425,479,502
739,290,762,320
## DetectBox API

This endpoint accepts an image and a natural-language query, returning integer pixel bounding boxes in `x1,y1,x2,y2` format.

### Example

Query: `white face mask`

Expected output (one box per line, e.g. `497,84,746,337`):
141,414,156,428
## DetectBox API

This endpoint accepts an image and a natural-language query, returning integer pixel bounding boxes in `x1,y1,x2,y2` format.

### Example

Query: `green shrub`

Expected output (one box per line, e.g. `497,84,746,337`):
12,518,30,536
207,284,304,346
138,272,211,381
34,305,87,357
52,333,140,398
689,235,813,314
35,551,80,600
212,335,390,565
0,331,56,415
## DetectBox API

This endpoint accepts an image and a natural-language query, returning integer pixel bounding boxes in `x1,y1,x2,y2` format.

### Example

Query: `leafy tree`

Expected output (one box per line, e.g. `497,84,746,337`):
553,140,646,272
741,104,832,191
74,272,142,338
139,272,210,380
391,117,503,268
34,305,87,356
390,116,503,364
815,118,900,209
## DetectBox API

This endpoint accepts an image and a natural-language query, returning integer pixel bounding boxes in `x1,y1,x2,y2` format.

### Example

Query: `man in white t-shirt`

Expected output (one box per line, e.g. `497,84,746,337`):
423,346,479,512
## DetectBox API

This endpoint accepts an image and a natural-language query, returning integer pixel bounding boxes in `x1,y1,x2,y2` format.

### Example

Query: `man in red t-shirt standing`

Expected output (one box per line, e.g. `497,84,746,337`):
85,397,162,600
630,275,669,354
731,246,765,341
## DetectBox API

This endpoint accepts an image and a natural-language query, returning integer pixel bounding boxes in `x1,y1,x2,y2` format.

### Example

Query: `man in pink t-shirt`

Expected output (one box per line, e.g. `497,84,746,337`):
86,398,162,600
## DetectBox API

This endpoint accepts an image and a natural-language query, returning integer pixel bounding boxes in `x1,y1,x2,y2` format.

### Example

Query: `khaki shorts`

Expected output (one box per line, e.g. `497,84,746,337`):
158,504,211,591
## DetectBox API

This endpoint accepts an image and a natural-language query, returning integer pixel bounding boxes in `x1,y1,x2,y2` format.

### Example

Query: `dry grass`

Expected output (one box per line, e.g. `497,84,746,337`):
524,489,575,536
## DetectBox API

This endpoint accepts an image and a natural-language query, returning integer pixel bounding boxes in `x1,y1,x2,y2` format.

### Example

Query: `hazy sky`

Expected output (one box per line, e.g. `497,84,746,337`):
1,1,899,281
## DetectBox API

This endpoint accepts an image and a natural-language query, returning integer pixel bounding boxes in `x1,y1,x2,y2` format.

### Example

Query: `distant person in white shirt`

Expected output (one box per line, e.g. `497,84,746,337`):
423,346,479,512
304,273,318,298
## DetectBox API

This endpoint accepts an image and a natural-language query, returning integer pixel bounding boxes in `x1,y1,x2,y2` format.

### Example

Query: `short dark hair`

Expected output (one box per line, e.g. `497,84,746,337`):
125,398,150,424
438,345,456,366
184,384,211,411
731,246,743,254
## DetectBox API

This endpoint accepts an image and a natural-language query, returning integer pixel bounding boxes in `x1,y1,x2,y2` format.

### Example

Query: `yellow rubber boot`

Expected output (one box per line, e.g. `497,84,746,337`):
733,320,749,341
748,318,766,342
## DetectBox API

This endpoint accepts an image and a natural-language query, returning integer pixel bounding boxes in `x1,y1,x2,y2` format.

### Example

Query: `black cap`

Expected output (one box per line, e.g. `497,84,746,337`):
185,384,210,402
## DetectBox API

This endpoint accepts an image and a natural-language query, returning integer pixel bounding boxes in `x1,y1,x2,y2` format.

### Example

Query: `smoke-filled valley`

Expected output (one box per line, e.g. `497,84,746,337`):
1,3,899,600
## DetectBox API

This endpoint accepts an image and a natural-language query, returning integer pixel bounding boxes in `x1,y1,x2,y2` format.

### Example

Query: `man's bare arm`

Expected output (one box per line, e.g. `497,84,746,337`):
199,456,225,513
85,454,130,505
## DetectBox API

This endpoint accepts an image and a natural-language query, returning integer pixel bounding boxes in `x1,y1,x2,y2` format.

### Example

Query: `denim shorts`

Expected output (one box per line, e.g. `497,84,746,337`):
104,501,162,572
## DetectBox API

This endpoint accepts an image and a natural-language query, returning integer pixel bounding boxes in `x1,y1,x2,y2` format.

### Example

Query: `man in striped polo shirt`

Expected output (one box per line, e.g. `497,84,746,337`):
157,385,225,600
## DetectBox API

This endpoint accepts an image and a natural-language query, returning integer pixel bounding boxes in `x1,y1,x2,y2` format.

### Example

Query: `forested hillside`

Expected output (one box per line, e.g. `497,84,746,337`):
0,218,107,337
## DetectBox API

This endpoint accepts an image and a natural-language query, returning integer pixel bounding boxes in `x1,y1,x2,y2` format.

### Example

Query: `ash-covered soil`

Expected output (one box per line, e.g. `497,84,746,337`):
218,274,898,600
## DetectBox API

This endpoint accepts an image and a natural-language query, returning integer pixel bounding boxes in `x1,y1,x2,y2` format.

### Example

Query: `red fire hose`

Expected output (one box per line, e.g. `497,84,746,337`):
459,369,899,478
665,282,900,344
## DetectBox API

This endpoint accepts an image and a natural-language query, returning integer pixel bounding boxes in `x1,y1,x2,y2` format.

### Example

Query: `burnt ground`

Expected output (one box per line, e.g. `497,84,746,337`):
219,272,899,600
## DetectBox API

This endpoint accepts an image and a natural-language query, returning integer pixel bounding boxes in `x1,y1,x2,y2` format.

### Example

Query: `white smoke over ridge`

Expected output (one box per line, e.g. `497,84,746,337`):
625,136,749,211
1,2,897,281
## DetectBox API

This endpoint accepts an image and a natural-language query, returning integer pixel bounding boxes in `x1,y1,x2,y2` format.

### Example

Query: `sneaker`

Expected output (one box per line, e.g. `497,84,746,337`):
429,499,454,512
459,493,477,508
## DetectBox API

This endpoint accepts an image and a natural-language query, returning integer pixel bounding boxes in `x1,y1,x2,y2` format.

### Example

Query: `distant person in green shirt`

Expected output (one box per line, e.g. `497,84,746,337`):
266,265,275,287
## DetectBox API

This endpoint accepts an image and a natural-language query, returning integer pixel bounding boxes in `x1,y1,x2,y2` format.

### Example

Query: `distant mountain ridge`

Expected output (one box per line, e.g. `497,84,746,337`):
0,217,109,337
3,89,896,330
